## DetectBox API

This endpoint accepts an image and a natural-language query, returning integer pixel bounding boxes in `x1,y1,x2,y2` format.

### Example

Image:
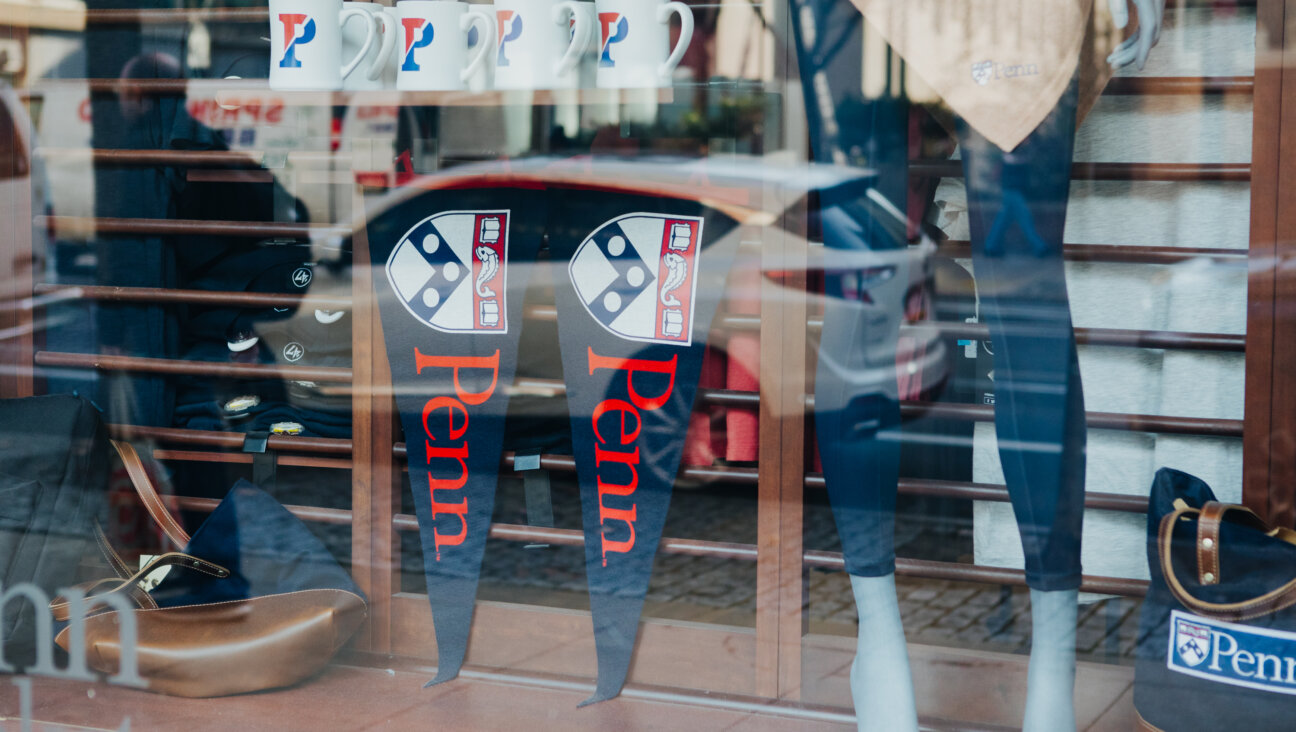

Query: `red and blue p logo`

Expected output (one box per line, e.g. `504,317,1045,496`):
278,13,317,68
401,18,435,71
496,11,523,67
599,13,628,68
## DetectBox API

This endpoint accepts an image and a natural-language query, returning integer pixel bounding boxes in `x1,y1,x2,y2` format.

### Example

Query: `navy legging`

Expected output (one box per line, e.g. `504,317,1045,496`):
816,77,1086,592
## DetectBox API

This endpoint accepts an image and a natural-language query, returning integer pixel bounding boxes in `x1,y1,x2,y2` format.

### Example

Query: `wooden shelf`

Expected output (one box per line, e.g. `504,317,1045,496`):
33,78,674,107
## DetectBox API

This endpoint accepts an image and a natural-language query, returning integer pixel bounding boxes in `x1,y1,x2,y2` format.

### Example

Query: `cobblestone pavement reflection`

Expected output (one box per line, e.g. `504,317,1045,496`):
464,474,1143,663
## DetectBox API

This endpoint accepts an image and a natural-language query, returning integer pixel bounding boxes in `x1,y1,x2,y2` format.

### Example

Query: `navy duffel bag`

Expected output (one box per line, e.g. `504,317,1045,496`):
1135,467,1296,730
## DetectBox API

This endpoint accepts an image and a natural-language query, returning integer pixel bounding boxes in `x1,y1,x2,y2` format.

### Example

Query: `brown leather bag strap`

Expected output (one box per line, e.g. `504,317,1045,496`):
1197,502,1227,585
1196,501,1274,585
93,521,132,579
111,440,190,548
50,552,229,622
1160,505,1296,621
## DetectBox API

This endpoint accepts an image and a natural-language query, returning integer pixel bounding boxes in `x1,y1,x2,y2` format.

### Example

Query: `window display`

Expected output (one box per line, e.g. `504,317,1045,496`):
0,0,1288,730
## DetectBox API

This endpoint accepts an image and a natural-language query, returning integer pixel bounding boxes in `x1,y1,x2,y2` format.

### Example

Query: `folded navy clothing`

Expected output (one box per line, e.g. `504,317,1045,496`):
252,308,352,370
179,307,351,369
181,244,316,343
174,395,351,438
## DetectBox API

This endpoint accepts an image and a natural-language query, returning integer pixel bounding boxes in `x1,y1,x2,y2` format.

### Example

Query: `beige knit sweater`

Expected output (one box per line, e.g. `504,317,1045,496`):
851,0,1127,150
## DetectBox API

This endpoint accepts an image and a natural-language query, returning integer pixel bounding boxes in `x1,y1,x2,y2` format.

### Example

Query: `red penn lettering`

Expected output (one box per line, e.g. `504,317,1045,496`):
415,349,500,559
588,348,677,566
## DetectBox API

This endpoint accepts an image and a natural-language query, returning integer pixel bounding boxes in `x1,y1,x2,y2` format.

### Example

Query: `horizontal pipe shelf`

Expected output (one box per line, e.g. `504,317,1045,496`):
26,76,1250,109
120,426,1147,513
1103,75,1254,95
910,160,1251,182
84,8,267,24
35,286,1238,353
32,284,351,309
36,147,334,167
41,215,349,239
174,495,352,523
35,350,353,382
934,322,1244,352
526,304,1242,351
153,448,351,470
115,424,351,455
44,79,672,106
168,490,1148,596
34,148,1263,191
46,348,1240,437
395,378,1243,436
900,399,1243,437
804,473,1148,513
936,241,1246,265
387,513,1148,597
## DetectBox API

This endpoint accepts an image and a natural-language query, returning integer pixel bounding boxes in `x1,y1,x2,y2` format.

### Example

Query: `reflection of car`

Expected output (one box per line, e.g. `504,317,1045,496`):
0,82,47,393
357,154,947,418
0,83,34,303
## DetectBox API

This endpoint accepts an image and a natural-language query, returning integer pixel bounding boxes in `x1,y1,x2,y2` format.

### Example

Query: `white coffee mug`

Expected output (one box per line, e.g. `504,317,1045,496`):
569,1,598,53
568,1,598,87
343,2,400,90
493,0,592,90
594,0,692,88
269,0,379,90
465,3,495,92
397,1,495,91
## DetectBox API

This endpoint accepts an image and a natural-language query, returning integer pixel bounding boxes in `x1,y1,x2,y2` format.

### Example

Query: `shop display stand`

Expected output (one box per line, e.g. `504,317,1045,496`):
3,1,1295,726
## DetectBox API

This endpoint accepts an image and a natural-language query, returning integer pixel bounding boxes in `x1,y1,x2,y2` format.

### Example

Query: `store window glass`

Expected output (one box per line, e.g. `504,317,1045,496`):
0,1,1289,730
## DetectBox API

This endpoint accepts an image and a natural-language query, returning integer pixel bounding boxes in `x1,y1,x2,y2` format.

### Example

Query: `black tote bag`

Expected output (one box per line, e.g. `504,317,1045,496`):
1134,467,1296,730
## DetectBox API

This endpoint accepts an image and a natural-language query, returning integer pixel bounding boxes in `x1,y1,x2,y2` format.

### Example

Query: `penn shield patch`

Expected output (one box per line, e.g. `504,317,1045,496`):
386,210,509,333
1168,610,1296,695
568,213,702,347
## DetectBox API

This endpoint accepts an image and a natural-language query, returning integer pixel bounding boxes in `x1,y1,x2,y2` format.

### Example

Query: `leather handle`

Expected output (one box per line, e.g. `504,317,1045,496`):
50,552,229,622
111,440,190,548
1193,501,1273,585
1160,505,1296,621
1196,502,1226,585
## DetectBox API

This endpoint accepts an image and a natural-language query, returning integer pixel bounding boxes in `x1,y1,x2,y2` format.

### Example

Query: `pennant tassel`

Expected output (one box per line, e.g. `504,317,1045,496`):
421,579,478,687
578,593,649,706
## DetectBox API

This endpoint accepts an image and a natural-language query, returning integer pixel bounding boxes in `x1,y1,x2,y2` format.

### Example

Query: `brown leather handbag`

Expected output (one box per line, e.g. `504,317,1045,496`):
54,441,367,697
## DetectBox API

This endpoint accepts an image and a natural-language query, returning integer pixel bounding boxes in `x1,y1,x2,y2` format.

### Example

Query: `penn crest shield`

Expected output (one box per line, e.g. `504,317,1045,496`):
1175,615,1211,668
386,210,509,333
568,213,703,346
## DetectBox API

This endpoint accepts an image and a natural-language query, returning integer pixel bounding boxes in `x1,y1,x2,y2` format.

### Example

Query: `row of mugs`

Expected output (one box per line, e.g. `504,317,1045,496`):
268,0,693,92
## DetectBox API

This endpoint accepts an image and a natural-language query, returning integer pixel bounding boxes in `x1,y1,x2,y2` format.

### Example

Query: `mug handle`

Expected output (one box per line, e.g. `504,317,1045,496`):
552,1,590,77
339,7,378,80
657,1,693,81
367,8,399,81
461,9,495,82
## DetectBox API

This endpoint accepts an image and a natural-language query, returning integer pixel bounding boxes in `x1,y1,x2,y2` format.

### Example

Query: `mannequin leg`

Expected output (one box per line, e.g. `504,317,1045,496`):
958,75,1086,732
815,277,912,729
1023,589,1080,732
802,49,917,728
850,574,919,732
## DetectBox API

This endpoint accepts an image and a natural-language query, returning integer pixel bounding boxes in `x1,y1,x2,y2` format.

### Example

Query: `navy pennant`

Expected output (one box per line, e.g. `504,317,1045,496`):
548,190,739,705
368,187,544,686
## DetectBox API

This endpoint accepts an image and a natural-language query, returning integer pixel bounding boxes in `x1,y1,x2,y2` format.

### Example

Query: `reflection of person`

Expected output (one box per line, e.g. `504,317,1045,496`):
117,52,182,121
92,51,187,428
799,1,1162,731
